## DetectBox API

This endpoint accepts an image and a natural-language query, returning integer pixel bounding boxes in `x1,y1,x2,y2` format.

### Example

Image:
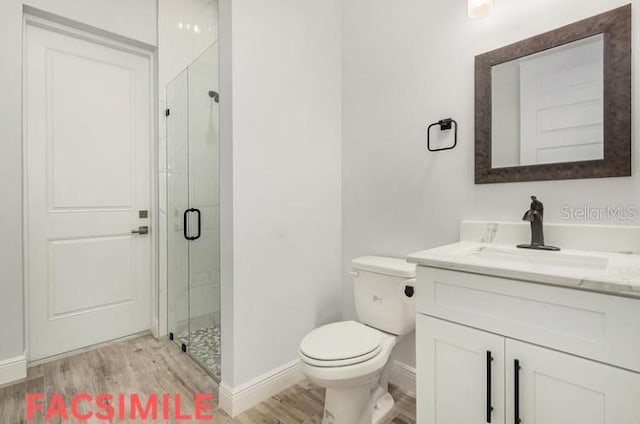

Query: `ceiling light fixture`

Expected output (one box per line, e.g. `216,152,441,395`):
468,0,494,18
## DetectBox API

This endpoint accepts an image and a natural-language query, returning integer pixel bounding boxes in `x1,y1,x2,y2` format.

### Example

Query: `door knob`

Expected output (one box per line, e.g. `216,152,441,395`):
132,226,149,235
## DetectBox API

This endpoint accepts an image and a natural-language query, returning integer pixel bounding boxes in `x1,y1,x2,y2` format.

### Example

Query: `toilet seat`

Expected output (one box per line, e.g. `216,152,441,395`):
299,321,384,367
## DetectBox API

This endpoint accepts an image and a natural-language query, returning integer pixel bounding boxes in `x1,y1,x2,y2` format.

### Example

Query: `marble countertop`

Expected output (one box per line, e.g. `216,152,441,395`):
407,241,640,299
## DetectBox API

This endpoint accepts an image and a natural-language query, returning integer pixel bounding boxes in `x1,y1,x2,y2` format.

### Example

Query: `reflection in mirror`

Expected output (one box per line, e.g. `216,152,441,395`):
491,35,604,168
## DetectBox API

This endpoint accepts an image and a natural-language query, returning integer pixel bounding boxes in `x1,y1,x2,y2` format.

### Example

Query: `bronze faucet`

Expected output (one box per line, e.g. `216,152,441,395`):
517,196,560,251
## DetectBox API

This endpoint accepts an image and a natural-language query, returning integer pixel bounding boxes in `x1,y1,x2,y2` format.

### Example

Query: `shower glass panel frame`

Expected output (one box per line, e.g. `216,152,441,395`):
166,43,221,382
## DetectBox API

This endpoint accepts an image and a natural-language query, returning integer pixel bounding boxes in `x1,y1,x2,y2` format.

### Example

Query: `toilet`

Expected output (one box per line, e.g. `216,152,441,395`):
299,256,416,424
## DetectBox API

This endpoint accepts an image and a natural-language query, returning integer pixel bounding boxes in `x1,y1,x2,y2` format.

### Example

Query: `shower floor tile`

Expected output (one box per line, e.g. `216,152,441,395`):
176,325,221,381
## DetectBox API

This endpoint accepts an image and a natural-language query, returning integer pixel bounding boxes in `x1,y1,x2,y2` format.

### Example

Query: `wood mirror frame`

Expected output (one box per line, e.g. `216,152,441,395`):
475,5,631,184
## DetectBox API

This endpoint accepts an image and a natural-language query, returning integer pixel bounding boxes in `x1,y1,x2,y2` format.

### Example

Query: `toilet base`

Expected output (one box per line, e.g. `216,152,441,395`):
372,391,394,423
321,383,394,424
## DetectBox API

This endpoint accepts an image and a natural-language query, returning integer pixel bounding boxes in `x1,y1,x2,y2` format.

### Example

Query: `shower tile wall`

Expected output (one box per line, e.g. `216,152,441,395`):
158,0,219,338
159,0,218,87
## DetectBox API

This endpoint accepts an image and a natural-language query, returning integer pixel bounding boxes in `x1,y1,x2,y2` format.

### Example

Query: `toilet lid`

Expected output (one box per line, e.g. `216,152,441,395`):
300,321,383,363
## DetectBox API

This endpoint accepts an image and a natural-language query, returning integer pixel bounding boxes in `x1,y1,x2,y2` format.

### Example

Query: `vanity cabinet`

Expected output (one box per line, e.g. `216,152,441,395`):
417,315,640,424
417,315,504,424
415,267,640,424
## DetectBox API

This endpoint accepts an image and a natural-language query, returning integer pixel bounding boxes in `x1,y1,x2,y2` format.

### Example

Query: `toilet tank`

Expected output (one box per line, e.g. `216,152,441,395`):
352,256,416,336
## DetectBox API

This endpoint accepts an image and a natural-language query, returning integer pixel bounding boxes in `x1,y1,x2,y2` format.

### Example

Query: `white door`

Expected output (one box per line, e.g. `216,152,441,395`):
417,315,505,424
520,35,604,165
506,339,640,424
25,19,153,361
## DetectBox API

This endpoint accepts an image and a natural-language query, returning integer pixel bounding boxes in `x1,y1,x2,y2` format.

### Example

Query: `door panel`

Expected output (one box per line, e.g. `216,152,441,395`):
25,20,152,360
417,315,505,424
506,339,640,424
48,236,134,317
520,35,604,165
48,49,135,210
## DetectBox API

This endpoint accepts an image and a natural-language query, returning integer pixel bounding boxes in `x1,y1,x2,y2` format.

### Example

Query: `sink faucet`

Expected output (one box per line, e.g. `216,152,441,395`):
517,196,560,251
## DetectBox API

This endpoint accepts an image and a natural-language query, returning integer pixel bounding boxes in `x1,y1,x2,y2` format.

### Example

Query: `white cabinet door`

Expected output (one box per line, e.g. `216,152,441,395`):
506,339,640,424
417,315,505,424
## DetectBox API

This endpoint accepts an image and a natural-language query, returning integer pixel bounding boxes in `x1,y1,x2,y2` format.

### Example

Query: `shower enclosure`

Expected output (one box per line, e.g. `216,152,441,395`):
166,43,221,381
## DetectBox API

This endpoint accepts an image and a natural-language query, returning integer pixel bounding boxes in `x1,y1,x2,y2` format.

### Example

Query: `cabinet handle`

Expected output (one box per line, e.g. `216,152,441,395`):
514,359,521,424
486,351,494,423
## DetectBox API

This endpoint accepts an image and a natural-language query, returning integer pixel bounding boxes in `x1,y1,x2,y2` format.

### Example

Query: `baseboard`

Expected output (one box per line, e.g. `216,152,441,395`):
151,318,159,338
0,354,27,387
219,359,304,417
389,360,416,395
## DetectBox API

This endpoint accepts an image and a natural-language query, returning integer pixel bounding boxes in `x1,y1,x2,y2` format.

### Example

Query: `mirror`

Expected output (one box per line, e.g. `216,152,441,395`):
475,5,631,184
492,35,604,168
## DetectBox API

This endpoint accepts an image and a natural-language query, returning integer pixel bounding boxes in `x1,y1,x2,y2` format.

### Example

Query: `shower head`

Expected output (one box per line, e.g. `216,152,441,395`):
208,90,219,103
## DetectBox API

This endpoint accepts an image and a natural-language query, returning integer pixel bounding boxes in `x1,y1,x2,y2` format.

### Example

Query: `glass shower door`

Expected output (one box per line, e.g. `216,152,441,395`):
186,43,221,381
166,43,220,382
166,70,190,354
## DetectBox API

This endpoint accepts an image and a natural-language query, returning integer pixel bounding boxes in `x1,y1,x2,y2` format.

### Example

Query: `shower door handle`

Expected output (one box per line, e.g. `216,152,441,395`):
192,208,201,240
183,208,202,241
183,209,189,240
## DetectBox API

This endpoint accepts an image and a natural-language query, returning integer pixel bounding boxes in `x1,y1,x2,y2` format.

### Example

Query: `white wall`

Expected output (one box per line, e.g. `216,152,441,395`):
223,0,343,387
0,0,156,362
342,0,640,368
218,0,234,385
